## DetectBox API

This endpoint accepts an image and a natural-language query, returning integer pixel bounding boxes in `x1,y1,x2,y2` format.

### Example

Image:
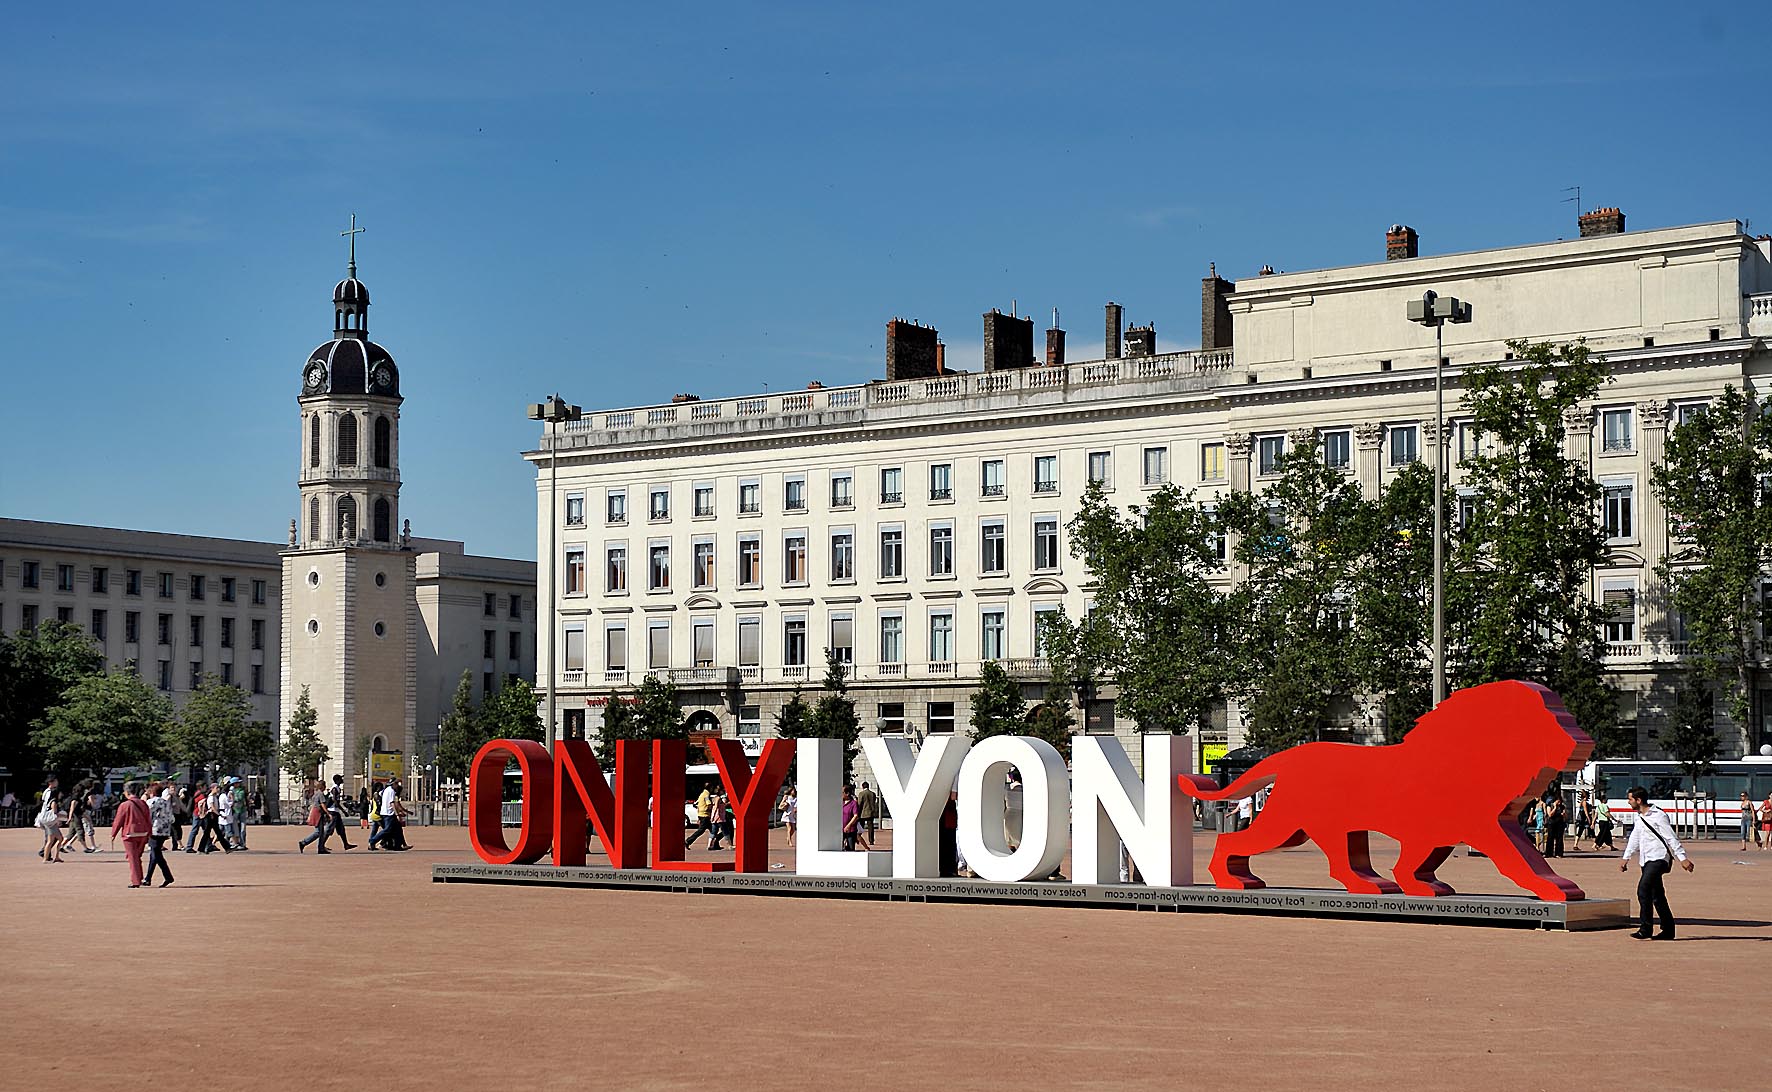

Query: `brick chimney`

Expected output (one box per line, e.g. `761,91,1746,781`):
1124,322,1156,358
885,318,940,381
935,342,945,374
1104,302,1123,359
1579,207,1625,237
1201,264,1233,350
670,393,700,403
982,309,1035,372
1045,309,1066,367
1386,224,1418,261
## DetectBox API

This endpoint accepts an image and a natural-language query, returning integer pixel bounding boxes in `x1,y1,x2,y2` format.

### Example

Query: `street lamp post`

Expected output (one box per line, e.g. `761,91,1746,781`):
1406,290,1472,709
528,394,583,754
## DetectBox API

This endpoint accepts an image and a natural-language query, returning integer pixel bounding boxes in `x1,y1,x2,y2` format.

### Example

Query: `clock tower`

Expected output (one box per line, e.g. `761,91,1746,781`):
280,234,417,781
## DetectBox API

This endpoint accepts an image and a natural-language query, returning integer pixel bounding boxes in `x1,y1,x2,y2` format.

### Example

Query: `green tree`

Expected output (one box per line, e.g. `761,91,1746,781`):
1446,339,1622,753
434,670,483,780
969,659,1028,741
166,674,272,774
772,688,812,738
479,676,545,742
0,621,105,788
1067,482,1231,736
277,685,329,782
1652,385,1772,743
1218,431,1376,749
630,673,685,741
1352,461,1436,741
30,669,171,779
1657,678,1718,795
806,650,861,770
592,693,636,767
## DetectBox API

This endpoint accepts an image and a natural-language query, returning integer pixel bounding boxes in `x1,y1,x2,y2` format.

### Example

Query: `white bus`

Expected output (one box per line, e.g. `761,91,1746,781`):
1576,757,1772,832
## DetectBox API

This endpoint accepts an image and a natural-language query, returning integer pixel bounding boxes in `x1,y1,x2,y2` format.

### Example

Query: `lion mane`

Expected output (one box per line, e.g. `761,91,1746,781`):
1178,680,1593,901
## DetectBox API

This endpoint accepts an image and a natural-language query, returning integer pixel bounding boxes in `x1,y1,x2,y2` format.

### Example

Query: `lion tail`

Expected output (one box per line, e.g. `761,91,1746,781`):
1177,759,1280,803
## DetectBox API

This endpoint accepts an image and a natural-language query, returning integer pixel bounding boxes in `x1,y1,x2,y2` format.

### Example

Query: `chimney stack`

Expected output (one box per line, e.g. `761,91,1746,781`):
1104,302,1123,360
1579,207,1625,237
884,318,940,380
1201,263,1233,350
982,309,1036,372
935,342,945,374
1124,322,1156,358
1386,224,1419,261
1045,309,1066,367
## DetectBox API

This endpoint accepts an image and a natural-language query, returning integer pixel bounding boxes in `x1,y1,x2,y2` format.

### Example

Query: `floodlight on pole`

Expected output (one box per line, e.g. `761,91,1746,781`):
528,394,583,754
1405,290,1472,710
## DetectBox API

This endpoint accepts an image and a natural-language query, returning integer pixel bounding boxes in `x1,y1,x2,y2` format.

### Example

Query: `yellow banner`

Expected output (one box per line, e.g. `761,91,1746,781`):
1201,743,1229,775
370,752,405,780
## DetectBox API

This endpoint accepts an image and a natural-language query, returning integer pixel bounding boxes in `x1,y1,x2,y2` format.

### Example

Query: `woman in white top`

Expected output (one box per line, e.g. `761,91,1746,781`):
779,786,798,847
36,778,64,863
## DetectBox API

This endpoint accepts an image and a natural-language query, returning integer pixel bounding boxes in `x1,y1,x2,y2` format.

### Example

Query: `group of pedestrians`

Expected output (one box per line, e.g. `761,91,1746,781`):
685,785,733,850
1739,791,1772,851
1520,789,1617,856
298,775,409,854
106,780,179,888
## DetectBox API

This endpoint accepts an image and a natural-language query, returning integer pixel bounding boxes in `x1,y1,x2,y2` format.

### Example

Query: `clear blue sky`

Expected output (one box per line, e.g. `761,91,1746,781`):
3,2,1766,561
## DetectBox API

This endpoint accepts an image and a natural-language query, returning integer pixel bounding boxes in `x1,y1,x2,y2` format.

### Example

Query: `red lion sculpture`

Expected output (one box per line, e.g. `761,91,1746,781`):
1178,680,1593,901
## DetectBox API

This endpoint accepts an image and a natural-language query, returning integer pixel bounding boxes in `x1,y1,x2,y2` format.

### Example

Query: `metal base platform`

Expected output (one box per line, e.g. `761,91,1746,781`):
431,863,1630,931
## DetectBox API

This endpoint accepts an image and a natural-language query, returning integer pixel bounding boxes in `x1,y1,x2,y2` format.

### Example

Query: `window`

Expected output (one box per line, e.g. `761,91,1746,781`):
126,569,141,596
783,533,807,584
928,612,954,663
1193,442,1224,483
1087,450,1112,487
157,660,172,691
1033,455,1059,495
1603,481,1635,541
309,414,321,468
564,546,587,595
251,618,264,650
980,609,1006,660
1322,430,1351,470
739,705,762,734
1457,490,1477,532
829,613,854,663
738,535,761,587
189,662,203,690
784,617,807,667
738,617,761,667
692,484,715,518
981,459,1006,497
1202,505,1226,563
878,701,906,734
830,472,854,509
1034,606,1060,655
92,566,108,594
125,611,140,644
1388,425,1419,467
250,664,264,694
1602,581,1636,643
605,625,628,672
647,621,670,670
692,539,716,589
649,488,670,521
310,495,323,544
930,463,952,500
692,618,715,667
1033,517,1060,570
56,606,72,624
606,546,628,593
220,662,234,686
158,572,173,598
483,672,495,698
509,631,521,661
565,492,586,526
220,617,233,648
189,616,204,647
484,593,497,617
1257,435,1285,475
157,613,172,645
91,609,107,642
784,476,807,512
373,415,392,469
1601,407,1634,453
880,467,903,505
879,615,903,664
830,531,854,581
606,489,628,524
980,520,1006,574
56,564,74,592
879,526,904,579
510,593,522,619
929,524,954,577
564,625,586,672
738,481,761,515
337,413,358,466
188,574,204,600
927,701,956,734
22,604,38,629
251,579,266,606
483,629,496,658
648,544,671,590
1143,446,1168,486
1675,401,1707,428
220,576,235,602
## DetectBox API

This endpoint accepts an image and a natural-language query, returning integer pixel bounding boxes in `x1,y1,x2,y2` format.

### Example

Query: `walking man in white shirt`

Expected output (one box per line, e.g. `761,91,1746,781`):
1620,786,1694,940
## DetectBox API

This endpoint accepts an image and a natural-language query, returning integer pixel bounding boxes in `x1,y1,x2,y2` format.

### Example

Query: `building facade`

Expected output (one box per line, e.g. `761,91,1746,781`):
530,213,1772,774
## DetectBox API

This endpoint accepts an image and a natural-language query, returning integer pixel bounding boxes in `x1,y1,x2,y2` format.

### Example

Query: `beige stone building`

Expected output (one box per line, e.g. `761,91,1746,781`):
528,209,1772,776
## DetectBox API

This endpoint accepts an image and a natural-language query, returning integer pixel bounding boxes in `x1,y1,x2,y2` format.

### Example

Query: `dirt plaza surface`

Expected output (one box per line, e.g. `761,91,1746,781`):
2,821,1766,1091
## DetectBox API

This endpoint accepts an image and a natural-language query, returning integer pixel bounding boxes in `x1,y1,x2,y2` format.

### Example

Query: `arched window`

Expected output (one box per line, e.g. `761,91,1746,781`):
373,415,391,468
373,497,391,542
308,414,320,468
337,495,357,542
309,495,321,545
337,413,358,466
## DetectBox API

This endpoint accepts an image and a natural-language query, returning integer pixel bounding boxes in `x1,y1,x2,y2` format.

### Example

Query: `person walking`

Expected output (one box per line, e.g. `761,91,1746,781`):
857,781,880,844
685,787,714,848
167,782,185,850
108,781,152,888
1545,795,1568,858
36,777,65,863
1593,795,1616,850
778,785,798,848
214,782,237,851
1741,792,1758,852
707,791,729,851
184,783,206,852
298,781,333,854
145,781,175,888
1760,793,1772,852
229,778,249,849
324,775,356,850
840,783,866,851
1620,786,1693,940
382,783,410,850
1572,791,1593,852
61,780,95,855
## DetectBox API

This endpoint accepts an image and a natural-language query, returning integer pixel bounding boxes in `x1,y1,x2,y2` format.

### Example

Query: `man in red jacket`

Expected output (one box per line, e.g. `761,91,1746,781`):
109,782,152,888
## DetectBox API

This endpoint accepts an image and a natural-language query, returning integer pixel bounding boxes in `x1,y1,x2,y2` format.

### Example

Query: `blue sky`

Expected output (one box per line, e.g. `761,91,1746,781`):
3,1,1766,560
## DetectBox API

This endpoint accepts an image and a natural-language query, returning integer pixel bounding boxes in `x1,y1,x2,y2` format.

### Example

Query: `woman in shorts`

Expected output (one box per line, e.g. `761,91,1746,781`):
36,777,65,863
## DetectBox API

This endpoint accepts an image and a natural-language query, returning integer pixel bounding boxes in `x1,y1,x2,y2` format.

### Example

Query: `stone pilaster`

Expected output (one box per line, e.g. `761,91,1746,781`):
1638,399,1671,645
1562,405,1594,463
1354,422,1383,499
1226,433,1253,580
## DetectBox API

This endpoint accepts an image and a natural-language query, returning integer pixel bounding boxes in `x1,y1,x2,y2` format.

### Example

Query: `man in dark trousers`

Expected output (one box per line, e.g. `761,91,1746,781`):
324,774,355,850
1620,786,1693,940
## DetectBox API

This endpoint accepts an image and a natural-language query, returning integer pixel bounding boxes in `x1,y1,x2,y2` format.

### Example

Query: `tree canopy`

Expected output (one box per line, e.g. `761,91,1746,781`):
30,669,171,778
277,685,329,782
0,621,105,786
165,673,273,773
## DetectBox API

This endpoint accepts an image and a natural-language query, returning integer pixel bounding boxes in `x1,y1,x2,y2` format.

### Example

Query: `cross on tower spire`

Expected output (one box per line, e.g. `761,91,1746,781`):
341,213,365,278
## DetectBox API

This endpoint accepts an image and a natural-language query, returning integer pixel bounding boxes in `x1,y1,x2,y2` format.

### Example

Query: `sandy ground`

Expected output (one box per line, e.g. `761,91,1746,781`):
1,820,1766,1091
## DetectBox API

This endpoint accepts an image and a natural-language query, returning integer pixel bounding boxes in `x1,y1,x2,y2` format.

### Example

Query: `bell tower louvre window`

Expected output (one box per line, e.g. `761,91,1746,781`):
338,413,358,466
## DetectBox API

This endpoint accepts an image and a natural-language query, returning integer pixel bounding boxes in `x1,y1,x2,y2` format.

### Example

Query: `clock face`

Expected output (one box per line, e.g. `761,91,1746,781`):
303,361,327,393
370,362,393,392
